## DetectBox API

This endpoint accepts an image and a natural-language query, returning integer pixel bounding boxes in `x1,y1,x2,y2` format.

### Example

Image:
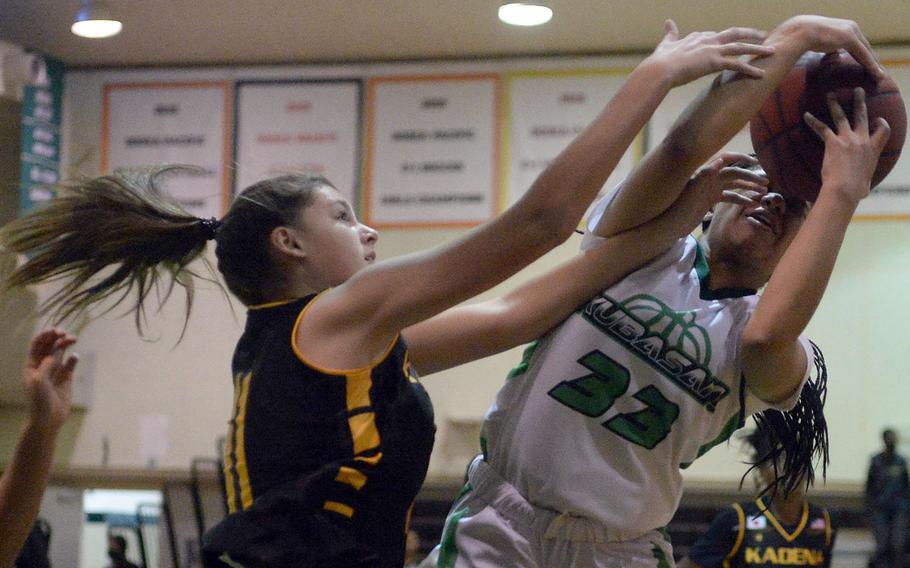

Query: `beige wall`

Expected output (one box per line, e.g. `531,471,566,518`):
1,48,908,488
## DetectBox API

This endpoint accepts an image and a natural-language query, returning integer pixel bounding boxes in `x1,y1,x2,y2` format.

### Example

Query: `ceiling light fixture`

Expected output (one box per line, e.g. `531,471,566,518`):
71,0,122,39
498,3,553,27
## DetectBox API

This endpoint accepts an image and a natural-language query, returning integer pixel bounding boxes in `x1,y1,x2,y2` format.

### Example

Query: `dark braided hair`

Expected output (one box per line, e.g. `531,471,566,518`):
742,340,829,497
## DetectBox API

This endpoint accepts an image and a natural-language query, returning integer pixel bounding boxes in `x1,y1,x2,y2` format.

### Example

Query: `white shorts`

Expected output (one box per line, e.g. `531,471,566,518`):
432,456,675,568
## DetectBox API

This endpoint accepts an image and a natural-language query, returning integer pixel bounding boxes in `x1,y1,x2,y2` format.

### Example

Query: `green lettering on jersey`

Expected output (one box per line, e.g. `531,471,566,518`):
604,385,680,449
582,293,729,411
547,350,629,417
549,350,680,450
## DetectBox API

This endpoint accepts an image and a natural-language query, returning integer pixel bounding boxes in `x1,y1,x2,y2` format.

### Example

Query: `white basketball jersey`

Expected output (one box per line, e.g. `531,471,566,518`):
482,236,819,534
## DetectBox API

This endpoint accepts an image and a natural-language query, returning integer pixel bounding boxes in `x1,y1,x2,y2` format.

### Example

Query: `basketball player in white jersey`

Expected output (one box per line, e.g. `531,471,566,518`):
429,15,890,568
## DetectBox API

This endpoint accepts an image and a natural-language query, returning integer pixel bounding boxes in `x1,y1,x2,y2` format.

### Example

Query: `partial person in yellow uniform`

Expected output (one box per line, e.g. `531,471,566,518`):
677,429,835,568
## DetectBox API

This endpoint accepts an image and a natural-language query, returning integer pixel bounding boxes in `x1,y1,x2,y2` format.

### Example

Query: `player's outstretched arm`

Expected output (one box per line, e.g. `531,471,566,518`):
406,153,765,374
303,22,779,369
592,15,883,240
742,88,890,403
0,329,77,568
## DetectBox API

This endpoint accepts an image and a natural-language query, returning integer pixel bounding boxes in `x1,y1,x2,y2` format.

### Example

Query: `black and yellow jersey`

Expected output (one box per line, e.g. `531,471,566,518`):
214,295,436,567
687,496,835,568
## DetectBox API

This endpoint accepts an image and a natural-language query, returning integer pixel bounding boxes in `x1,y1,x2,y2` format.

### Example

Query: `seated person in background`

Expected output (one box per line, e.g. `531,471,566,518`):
105,535,141,568
14,519,51,568
0,329,78,568
677,428,836,568
865,428,910,568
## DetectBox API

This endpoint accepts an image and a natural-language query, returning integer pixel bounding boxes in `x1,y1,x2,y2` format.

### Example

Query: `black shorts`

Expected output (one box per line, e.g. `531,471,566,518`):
203,508,380,568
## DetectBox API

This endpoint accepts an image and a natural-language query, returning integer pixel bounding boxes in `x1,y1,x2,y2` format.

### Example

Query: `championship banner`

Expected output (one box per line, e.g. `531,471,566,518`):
647,76,755,157
19,54,64,214
234,79,362,206
364,75,500,228
102,82,231,218
503,69,643,209
855,60,910,220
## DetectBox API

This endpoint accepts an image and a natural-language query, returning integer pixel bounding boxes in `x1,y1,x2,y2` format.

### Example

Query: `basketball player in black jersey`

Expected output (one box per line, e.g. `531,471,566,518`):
0,25,796,568
678,429,836,568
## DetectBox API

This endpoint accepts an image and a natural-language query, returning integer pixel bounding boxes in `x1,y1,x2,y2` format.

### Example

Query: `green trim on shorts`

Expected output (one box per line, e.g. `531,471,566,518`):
437,482,472,568
658,526,672,544
651,542,671,568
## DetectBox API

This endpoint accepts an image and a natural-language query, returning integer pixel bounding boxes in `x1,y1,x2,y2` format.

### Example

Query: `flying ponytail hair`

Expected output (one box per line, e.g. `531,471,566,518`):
742,340,829,497
0,166,218,332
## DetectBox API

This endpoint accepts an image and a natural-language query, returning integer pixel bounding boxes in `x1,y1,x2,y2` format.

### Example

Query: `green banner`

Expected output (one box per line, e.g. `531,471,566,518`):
19,54,64,214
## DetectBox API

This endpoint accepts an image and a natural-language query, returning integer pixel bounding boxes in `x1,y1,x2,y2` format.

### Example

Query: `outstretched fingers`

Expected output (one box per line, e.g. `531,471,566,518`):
715,41,775,78
715,151,759,167
847,29,885,79
826,92,850,130
870,117,892,153
852,87,868,131
718,42,776,57
714,26,768,45
663,19,679,41
804,111,832,140
721,190,762,206
29,330,77,381
28,329,62,366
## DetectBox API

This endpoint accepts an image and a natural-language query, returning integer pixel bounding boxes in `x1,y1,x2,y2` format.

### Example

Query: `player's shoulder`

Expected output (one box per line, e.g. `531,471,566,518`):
715,501,751,527
805,502,835,539
806,502,832,523
737,499,774,530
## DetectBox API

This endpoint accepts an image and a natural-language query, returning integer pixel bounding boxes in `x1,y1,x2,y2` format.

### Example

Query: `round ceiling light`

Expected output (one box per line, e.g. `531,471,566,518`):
71,0,122,38
498,3,553,27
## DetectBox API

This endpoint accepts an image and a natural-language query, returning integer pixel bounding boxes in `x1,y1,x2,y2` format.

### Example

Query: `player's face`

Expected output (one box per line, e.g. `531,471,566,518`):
294,185,379,287
706,191,809,280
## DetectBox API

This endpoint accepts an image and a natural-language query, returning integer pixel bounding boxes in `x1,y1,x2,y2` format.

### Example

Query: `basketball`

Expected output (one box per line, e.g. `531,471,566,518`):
750,50,907,202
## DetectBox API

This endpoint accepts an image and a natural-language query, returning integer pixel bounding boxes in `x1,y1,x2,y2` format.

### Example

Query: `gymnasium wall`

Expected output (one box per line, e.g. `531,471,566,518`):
2,47,909,489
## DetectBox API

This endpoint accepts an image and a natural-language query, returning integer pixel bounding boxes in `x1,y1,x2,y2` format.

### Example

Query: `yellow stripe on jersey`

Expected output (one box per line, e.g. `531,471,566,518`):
346,368,382,455
757,498,809,542
823,509,832,546
291,289,399,376
224,371,244,513
335,466,368,490
248,298,299,310
331,368,383,502
324,500,355,518
356,452,383,465
405,502,415,534
724,502,747,568
232,372,254,510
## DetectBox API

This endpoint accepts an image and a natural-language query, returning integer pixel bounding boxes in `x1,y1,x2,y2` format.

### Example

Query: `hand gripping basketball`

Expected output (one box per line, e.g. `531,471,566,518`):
750,51,906,201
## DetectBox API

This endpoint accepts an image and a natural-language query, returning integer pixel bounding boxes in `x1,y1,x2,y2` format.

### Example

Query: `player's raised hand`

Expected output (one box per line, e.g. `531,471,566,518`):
659,152,769,235
781,15,885,79
691,152,769,207
23,328,78,434
647,20,777,86
804,88,891,204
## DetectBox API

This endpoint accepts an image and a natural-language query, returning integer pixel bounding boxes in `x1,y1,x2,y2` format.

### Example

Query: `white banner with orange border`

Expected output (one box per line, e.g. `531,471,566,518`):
364,75,500,228
233,79,362,206
503,69,644,211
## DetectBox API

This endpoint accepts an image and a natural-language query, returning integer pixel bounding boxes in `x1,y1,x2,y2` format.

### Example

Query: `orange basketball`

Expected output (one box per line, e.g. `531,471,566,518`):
750,51,906,202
